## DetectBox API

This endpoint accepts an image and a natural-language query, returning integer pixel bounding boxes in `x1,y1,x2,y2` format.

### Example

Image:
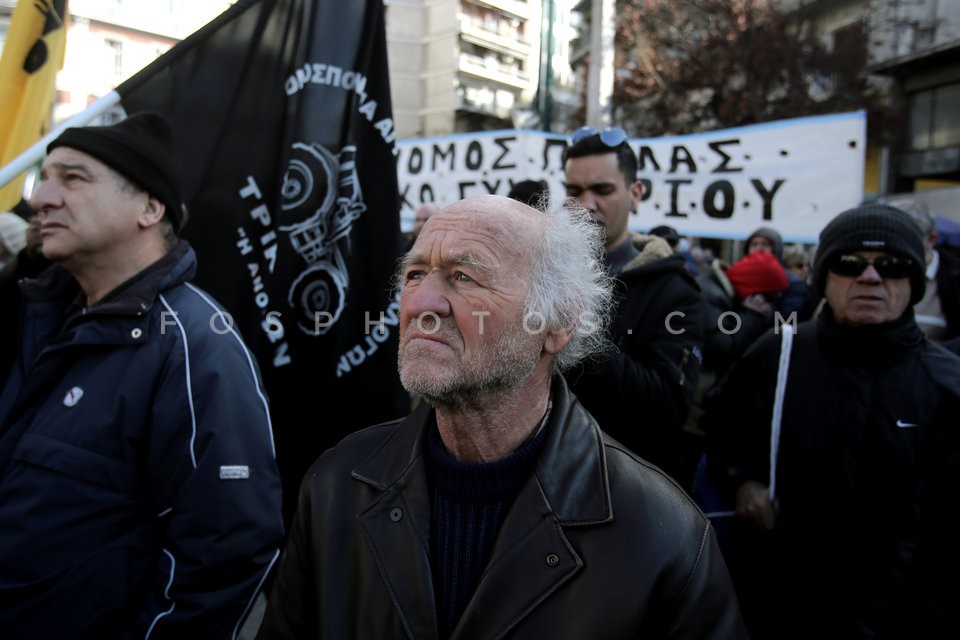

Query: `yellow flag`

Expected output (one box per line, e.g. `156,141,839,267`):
0,0,69,210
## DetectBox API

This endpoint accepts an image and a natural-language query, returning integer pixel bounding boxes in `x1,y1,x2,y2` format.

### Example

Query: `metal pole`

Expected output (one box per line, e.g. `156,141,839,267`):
0,91,121,191
586,0,614,126
541,0,555,132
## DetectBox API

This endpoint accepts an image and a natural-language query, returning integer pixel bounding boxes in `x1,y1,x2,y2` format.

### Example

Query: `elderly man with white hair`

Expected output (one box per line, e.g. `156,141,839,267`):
259,195,746,639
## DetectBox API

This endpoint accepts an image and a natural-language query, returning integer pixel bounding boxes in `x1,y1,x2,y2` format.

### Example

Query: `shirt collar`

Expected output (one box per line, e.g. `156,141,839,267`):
604,236,638,275
927,248,939,280
64,241,188,325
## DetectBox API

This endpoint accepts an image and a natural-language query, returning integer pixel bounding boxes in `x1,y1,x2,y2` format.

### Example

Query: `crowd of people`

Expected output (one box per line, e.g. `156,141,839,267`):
1,115,958,638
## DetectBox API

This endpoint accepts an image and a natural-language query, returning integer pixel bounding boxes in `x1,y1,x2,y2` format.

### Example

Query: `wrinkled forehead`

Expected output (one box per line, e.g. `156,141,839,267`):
42,146,109,175
421,203,542,266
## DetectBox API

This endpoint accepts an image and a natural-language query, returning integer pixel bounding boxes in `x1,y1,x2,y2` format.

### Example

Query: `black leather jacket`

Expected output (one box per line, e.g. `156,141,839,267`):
259,377,746,639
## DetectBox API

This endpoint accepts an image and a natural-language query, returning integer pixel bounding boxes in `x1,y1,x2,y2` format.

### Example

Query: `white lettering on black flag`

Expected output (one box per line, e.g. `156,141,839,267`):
116,0,406,520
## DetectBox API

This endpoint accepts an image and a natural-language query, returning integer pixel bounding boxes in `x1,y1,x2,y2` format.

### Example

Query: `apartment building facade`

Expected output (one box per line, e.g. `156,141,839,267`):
385,0,577,137
779,0,960,209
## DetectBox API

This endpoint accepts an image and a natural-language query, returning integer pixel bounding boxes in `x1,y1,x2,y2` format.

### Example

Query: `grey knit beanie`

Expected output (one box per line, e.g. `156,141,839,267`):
744,226,784,261
813,203,926,304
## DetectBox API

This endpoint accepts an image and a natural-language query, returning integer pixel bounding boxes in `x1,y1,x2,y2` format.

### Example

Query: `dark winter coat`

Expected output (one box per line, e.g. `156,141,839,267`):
0,243,285,638
258,376,747,640
0,249,49,389
565,234,703,483
701,307,960,639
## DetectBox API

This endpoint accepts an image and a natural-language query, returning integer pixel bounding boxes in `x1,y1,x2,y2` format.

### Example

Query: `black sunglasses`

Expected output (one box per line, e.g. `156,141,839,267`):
828,253,914,279
570,126,629,147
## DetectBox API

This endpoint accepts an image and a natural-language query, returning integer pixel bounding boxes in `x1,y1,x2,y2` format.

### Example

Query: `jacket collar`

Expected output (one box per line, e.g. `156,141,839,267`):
622,232,674,271
86,241,194,317
817,304,924,366
351,376,611,639
22,241,196,318
352,374,612,525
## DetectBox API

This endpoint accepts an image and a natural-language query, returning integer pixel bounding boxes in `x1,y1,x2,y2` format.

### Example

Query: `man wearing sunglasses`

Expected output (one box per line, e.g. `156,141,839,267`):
700,203,960,638
561,126,704,489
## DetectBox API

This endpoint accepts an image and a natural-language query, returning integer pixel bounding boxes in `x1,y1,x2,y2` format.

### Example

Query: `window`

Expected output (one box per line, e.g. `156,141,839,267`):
830,21,866,92
908,82,960,150
932,84,960,148
832,21,864,58
105,38,123,77
908,91,932,149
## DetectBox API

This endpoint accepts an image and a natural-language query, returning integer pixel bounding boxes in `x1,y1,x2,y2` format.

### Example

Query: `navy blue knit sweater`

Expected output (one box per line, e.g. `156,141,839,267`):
426,418,549,637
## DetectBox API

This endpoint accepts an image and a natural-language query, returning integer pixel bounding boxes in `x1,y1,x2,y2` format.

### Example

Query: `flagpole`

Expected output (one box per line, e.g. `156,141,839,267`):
0,91,120,193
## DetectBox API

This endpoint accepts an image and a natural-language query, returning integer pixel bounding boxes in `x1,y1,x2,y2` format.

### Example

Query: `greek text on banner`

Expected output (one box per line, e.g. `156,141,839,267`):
396,111,866,244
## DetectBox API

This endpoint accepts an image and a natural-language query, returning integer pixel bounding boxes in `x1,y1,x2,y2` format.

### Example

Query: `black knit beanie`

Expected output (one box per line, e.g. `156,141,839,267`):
48,112,184,233
813,203,926,304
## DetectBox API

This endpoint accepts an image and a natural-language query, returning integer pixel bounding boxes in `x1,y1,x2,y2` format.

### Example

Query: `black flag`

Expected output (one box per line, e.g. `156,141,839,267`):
118,0,408,520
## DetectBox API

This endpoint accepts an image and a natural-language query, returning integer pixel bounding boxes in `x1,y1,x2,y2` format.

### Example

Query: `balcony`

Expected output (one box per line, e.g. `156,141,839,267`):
458,13,531,58
457,86,514,121
463,0,534,21
459,52,529,89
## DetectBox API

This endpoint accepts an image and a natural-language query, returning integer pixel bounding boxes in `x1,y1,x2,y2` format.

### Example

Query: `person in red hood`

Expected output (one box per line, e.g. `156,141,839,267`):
697,251,789,381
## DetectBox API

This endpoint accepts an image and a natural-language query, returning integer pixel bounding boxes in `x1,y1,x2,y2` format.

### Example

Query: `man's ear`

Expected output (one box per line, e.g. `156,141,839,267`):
629,179,644,211
543,324,575,356
138,195,165,229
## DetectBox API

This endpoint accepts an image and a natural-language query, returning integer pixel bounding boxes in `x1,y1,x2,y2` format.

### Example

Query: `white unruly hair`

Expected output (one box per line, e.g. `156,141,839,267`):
524,203,614,372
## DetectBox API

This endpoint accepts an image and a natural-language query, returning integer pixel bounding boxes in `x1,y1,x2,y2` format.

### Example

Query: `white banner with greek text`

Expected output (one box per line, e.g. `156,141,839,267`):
397,111,866,243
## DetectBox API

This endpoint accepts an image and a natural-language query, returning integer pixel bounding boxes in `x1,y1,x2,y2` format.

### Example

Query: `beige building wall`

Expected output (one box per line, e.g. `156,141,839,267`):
387,0,547,139
385,0,459,138
52,0,233,124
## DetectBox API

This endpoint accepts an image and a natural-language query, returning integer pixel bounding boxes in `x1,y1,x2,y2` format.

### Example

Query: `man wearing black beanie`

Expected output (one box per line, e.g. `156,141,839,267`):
700,202,960,639
0,113,285,637
47,111,186,233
